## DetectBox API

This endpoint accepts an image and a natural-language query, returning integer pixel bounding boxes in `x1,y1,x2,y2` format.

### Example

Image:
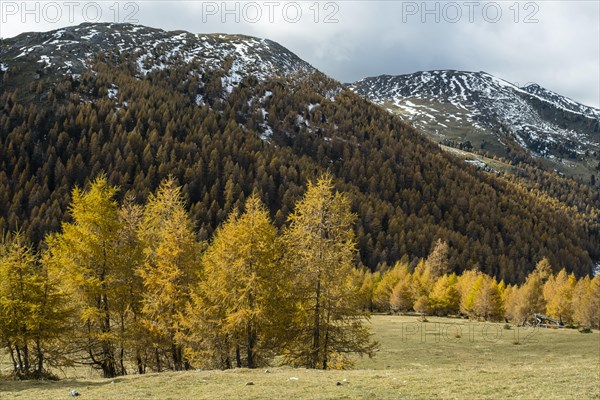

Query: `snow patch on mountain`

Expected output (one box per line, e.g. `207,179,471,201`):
107,85,118,100
3,23,314,98
349,70,600,165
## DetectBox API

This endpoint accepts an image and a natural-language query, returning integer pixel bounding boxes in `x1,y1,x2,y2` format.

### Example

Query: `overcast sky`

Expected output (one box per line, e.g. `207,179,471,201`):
1,1,599,107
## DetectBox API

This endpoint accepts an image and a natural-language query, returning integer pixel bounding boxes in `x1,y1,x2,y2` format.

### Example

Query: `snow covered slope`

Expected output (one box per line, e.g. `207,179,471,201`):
1,23,313,94
349,71,600,181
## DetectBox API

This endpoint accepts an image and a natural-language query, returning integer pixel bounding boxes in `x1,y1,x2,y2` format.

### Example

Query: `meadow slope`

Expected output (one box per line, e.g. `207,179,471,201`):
1,315,598,399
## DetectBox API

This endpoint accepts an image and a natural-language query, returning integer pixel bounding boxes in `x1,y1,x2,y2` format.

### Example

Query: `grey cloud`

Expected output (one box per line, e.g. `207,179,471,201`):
1,1,598,107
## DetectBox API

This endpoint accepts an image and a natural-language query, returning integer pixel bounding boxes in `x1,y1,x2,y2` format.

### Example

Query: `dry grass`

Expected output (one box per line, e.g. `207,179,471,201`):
1,315,598,399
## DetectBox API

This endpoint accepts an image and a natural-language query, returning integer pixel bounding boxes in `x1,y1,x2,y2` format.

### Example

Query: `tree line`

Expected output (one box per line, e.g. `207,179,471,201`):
2,174,598,381
365,240,599,327
0,174,376,379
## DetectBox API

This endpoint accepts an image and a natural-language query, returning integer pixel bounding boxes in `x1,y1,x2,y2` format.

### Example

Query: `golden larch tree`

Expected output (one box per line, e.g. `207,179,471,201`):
186,194,283,368
0,231,69,378
138,178,199,372
428,273,460,316
543,268,576,324
282,174,377,369
44,176,124,378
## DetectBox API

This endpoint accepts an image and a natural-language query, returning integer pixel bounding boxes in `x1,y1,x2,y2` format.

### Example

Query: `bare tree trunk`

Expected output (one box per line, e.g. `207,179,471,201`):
119,313,127,375
311,278,321,369
235,345,242,368
136,350,145,374
101,340,117,378
22,342,30,372
246,322,256,368
171,342,181,371
155,348,161,372
8,344,17,372
322,307,331,370
99,264,117,378
322,331,329,370
15,344,24,374
36,338,44,374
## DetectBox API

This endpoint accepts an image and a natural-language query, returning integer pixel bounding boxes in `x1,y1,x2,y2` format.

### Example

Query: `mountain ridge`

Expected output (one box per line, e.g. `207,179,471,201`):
348,70,600,182
1,22,314,96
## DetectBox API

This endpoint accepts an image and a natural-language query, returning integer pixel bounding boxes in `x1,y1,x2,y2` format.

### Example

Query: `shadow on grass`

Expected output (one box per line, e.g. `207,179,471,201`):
0,376,122,394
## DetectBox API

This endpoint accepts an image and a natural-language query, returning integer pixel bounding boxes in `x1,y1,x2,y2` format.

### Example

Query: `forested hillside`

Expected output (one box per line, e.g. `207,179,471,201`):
1,23,599,282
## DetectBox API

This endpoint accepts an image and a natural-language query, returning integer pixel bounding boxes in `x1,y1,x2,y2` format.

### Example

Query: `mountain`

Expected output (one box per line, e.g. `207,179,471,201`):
1,24,599,282
348,71,600,182
1,22,312,83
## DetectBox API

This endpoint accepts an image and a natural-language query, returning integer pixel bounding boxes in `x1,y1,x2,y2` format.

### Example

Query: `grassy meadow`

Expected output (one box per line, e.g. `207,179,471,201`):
1,315,598,399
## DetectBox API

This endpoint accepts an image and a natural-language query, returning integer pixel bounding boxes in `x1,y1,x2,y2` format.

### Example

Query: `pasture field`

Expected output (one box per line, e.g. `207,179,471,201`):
1,315,598,399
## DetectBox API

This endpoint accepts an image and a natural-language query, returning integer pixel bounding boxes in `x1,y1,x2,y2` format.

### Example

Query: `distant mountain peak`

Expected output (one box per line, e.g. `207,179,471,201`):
348,70,600,180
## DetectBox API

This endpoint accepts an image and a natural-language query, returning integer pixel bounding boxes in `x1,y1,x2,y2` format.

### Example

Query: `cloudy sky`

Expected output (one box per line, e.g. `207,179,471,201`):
1,1,599,107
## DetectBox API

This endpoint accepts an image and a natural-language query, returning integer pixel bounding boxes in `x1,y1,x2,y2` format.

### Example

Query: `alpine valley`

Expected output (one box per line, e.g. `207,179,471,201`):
1,23,599,283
